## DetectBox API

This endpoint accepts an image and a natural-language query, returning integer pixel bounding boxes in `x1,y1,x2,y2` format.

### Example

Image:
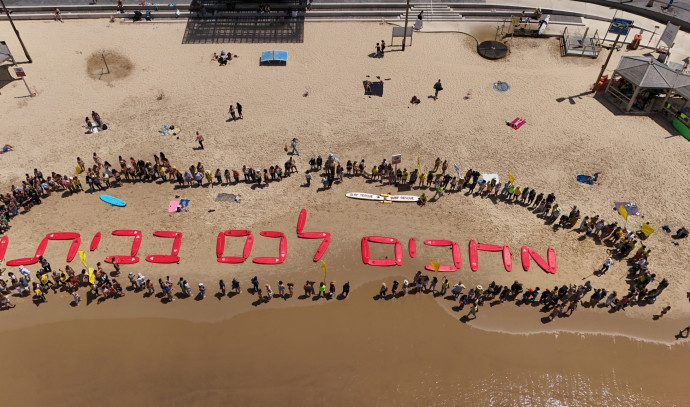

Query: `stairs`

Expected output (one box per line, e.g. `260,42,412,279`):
401,4,463,22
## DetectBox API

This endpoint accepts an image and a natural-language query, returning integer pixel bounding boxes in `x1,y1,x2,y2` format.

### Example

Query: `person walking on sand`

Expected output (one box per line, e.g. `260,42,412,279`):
379,282,387,298
381,40,386,57
232,278,241,294
251,276,259,293
318,281,326,297
433,79,443,100
290,138,300,156
195,131,204,150
236,102,243,119
228,105,236,121
198,283,206,299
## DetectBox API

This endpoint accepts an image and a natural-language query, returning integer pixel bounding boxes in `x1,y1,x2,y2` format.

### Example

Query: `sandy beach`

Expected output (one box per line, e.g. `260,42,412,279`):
1,15,690,405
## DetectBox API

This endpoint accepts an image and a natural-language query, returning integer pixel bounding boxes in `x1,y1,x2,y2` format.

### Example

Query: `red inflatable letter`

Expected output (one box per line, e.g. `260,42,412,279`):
469,241,513,272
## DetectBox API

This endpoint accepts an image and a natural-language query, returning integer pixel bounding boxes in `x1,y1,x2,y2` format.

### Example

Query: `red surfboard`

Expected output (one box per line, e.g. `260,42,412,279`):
145,254,180,264
394,241,403,266
369,259,398,266
90,232,101,251
253,231,286,264
469,239,478,272
424,239,454,246
503,245,512,272
34,237,49,258
452,242,462,269
0,236,7,262
521,246,530,271
298,232,328,239
6,257,39,266
408,238,416,258
424,264,457,272
361,237,370,264
66,237,81,262
476,243,502,252
243,234,254,259
297,209,307,235
313,234,330,262
216,232,225,258
104,255,139,264
217,256,245,264
224,230,251,237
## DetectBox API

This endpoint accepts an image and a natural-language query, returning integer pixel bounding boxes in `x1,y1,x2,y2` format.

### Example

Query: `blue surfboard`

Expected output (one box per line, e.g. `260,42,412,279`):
100,194,127,207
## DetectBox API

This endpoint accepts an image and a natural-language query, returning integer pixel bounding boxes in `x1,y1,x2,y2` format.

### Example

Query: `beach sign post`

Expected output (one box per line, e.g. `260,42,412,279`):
392,153,402,174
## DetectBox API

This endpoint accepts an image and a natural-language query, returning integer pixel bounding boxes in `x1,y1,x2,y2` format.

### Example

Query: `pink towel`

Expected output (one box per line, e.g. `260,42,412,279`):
168,200,180,213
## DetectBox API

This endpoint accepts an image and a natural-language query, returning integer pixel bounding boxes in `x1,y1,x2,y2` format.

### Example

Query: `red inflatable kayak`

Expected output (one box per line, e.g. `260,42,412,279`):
90,232,101,251
408,238,416,258
297,209,307,235
253,231,287,264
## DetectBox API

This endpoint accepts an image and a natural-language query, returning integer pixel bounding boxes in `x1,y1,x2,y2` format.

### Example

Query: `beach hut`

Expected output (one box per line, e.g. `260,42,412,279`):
605,56,679,112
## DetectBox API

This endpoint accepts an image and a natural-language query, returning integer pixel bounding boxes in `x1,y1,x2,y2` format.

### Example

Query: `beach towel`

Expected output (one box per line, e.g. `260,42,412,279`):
363,80,384,97
179,199,190,207
215,193,242,203
493,81,511,93
613,201,639,216
160,125,179,136
482,174,499,183
168,200,180,213
576,174,597,185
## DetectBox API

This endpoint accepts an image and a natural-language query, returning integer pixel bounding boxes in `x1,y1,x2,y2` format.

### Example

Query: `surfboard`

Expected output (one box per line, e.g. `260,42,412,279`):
100,194,126,207
216,232,225,258
424,264,457,272
538,14,550,36
521,246,530,271
503,245,512,272
297,209,307,234
452,242,462,269
67,237,81,262
313,234,330,262
6,257,39,266
90,232,101,251
0,236,7,262
408,238,416,258
253,231,287,264
146,254,180,264
299,232,328,239
389,195,419,202
104,255,139,264
469,239,479,272
243,234,254,259
346,192,385,201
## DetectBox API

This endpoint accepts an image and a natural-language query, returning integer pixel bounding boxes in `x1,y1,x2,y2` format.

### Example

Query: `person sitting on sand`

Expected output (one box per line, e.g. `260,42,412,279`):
365,82,372,94
410,96,420,104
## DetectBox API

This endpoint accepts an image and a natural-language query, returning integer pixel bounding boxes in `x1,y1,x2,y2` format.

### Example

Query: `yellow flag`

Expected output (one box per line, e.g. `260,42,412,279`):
430,259,440,274
640,223,654,237
78,250,87,267
508,170,515,184
416,155,421,171
88,267,95,284
618,205,628,221
320,260,327,277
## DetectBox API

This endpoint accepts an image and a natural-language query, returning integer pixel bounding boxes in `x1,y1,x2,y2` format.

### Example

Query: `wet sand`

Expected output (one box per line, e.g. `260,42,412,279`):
1,281,688,407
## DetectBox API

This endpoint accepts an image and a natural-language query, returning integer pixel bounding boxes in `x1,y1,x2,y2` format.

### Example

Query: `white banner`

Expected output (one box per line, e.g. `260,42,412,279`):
659,22,680,47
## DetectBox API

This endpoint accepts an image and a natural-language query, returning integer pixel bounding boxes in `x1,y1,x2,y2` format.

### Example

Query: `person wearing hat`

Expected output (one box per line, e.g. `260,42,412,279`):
198,283,206,299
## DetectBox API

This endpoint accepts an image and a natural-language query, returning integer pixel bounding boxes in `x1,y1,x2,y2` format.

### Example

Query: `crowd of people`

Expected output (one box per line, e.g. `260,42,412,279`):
0,148,686,337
